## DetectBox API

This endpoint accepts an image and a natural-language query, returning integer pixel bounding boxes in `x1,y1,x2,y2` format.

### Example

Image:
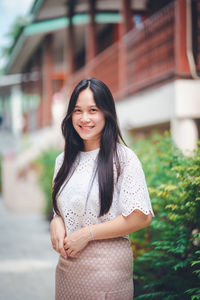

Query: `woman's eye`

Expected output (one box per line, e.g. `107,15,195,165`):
74,109,81,113
91,108,97,112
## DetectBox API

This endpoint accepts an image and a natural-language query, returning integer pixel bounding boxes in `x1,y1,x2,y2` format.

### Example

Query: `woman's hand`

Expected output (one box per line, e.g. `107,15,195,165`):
50,215,67,258
64,227,91,257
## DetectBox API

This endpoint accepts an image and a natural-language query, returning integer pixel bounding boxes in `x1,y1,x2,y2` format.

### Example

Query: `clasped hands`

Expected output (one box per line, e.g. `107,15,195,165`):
50,215,91,258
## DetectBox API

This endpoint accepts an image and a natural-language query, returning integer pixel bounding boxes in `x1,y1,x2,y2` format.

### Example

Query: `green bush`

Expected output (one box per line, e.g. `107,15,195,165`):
35,148,61,219
129,133,200,299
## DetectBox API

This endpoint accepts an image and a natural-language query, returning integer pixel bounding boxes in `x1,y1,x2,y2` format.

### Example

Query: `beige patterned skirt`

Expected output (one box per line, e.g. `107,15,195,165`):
55,237,134,300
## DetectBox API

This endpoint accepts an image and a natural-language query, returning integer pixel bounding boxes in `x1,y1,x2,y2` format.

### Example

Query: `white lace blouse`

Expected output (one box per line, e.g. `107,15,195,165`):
53,144,154,239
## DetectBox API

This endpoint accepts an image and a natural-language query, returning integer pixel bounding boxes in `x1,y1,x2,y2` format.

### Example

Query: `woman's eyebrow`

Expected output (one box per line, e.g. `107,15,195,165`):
74,104,97,108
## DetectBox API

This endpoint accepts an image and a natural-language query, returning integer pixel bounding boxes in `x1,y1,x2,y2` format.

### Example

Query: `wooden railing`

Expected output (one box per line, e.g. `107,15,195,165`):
125,2,175,95
66,2,198,101
66,41,120,98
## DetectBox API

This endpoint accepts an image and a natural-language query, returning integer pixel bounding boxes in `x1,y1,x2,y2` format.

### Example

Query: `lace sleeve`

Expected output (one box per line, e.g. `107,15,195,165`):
52,152,64,217
118,149,154,217
52,152,64,182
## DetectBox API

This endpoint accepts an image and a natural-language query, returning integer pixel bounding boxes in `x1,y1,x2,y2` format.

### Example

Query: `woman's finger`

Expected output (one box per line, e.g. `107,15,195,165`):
58,239,67,258
51,239,55,248
50,216,66,254
65,247,73,256
54,239,57,251
52,241,56,249
68,249,76,257
51,237,58,251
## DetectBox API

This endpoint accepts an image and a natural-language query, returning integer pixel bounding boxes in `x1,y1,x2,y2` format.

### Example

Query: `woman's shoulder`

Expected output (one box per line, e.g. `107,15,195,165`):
53,152,64,178
116,143,140,164
55,152,64,166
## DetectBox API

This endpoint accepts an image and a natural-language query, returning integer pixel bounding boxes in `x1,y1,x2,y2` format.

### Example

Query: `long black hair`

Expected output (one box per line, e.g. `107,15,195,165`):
52,78,125,217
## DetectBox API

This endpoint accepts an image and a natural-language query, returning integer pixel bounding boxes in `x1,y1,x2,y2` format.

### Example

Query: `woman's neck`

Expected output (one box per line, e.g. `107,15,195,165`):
83,140,100,152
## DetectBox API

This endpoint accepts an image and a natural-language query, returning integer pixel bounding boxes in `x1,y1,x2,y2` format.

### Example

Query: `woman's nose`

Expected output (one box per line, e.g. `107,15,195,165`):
80,112,90,123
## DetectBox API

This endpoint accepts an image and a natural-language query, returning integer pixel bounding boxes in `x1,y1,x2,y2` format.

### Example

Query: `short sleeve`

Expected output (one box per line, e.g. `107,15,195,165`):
52,152,64,182
52,152,64,217
118,148,154,217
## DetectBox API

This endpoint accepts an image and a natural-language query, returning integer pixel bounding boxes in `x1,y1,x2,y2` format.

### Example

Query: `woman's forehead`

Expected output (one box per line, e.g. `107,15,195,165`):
76,89,96,106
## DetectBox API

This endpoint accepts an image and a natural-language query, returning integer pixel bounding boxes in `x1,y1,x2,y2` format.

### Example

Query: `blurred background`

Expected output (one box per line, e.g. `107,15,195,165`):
0,0,199,299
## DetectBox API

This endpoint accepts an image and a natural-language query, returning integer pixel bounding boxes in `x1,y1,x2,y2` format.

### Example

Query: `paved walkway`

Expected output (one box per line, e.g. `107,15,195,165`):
0,198,58,300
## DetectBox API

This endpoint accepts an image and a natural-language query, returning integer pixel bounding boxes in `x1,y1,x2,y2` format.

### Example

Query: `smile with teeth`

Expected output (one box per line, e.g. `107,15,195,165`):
79,125,94,130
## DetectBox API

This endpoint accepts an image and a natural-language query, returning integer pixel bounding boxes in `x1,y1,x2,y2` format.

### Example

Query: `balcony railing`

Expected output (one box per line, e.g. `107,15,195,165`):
125,2,175,95
67,41,120,97
66,2,199,101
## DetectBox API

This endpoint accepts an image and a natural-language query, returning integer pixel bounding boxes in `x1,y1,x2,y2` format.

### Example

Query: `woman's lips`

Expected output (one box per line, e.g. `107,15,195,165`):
79,125,94,130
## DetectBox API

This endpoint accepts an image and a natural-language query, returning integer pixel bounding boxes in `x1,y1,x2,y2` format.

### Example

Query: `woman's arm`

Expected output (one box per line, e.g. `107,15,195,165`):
91,209,152,240
50,216,67,258
64,210,152,257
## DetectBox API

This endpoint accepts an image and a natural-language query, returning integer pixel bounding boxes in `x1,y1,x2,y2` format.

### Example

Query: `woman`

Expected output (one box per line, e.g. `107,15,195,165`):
50,78,154,300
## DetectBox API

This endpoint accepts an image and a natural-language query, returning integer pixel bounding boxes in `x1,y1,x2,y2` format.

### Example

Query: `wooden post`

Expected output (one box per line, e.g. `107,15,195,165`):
35,52,43,129
174,0,190,76
42,34,54,126
37,72,43,128
118,0,133,98
120,0,134,37
86,0,97,64
68,5,75,75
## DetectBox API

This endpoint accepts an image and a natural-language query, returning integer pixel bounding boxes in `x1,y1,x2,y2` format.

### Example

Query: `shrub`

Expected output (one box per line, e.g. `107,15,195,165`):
130,133,200,299
35,148,61,219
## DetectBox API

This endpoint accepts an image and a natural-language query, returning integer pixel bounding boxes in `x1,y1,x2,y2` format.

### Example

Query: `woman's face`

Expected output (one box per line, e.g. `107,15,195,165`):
72,88,105,151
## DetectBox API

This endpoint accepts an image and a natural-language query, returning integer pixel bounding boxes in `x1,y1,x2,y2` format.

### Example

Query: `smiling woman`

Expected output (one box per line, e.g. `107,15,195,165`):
72,88,105,151
50,78,154,300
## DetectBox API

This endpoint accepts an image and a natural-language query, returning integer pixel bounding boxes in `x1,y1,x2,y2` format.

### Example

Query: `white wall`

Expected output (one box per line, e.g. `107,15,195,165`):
116,79,200,153
116,82,175,130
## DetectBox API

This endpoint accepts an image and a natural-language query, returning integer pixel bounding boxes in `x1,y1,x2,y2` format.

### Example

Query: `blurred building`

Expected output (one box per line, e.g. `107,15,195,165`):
0,0,200,212
1,0,200,152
